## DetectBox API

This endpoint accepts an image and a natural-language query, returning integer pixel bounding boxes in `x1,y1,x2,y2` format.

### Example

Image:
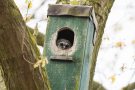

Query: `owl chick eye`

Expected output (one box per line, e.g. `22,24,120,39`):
59,42,64,47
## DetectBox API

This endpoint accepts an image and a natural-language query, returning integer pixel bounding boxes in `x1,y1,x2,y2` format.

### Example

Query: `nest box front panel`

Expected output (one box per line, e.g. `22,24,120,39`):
44,16,91,90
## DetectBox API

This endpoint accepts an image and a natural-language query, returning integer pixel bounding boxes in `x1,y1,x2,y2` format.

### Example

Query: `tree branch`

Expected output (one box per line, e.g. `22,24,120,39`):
28,27,45,46
122,82,135,90
93,81,106,90
87,1,115,90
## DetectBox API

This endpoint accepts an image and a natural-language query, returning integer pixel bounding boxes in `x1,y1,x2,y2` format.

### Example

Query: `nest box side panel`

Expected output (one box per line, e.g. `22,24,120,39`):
80,19,95,90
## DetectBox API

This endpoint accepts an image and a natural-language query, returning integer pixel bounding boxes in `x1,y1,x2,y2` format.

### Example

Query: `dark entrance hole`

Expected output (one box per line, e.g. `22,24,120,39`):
56,27,74,50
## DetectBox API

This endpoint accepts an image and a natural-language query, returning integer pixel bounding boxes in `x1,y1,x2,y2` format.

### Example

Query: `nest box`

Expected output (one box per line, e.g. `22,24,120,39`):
43,4,97,90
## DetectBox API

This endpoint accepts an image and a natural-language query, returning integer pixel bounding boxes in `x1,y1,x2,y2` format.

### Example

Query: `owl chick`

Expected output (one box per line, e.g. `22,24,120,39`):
56,39,71,50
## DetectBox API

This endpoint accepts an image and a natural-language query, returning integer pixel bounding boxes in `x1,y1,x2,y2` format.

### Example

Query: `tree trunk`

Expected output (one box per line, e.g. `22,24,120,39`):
0,0,50,90
86,0,114,90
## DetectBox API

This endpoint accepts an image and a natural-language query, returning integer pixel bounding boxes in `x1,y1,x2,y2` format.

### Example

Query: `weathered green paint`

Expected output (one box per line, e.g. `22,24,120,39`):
43,5,96,89
80,20,94,90
43,15,94,90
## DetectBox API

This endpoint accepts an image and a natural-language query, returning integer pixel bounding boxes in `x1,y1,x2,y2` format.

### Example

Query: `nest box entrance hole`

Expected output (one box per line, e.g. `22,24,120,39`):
56,27,74,50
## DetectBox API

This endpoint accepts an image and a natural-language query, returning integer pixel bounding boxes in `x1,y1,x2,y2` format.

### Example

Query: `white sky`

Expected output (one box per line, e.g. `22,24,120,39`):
95,0,135,89
15,0,135,89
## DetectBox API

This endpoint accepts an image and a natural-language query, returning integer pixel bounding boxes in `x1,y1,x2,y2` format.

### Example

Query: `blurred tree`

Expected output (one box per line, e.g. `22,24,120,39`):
122,82,135,90
56,0,70,4
0,0,50,90
92,81,105,90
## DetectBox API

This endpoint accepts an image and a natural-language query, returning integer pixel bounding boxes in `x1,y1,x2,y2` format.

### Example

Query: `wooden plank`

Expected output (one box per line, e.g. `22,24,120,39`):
50,56,73,61
80,20,94,90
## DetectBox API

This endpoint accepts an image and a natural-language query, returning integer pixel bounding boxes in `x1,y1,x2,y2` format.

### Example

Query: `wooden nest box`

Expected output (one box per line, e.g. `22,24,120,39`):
43,4,98,90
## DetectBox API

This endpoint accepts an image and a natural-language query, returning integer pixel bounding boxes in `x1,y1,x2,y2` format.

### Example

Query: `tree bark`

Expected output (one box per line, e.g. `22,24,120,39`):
122,82,135,90
86,0,114,90
28,27,45,46
0,0,50,90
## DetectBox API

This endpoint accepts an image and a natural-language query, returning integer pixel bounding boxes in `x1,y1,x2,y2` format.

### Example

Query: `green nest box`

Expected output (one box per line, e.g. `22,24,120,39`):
43,4,97,90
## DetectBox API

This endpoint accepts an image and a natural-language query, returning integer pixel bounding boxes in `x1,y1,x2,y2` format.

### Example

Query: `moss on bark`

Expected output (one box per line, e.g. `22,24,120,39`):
0,0,50,90
86,0,115,90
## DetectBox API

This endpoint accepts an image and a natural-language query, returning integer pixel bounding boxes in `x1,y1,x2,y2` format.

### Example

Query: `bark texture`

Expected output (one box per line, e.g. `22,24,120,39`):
0,0,49,90
28,27,45,46
86,0,114,90
122,82,135,90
